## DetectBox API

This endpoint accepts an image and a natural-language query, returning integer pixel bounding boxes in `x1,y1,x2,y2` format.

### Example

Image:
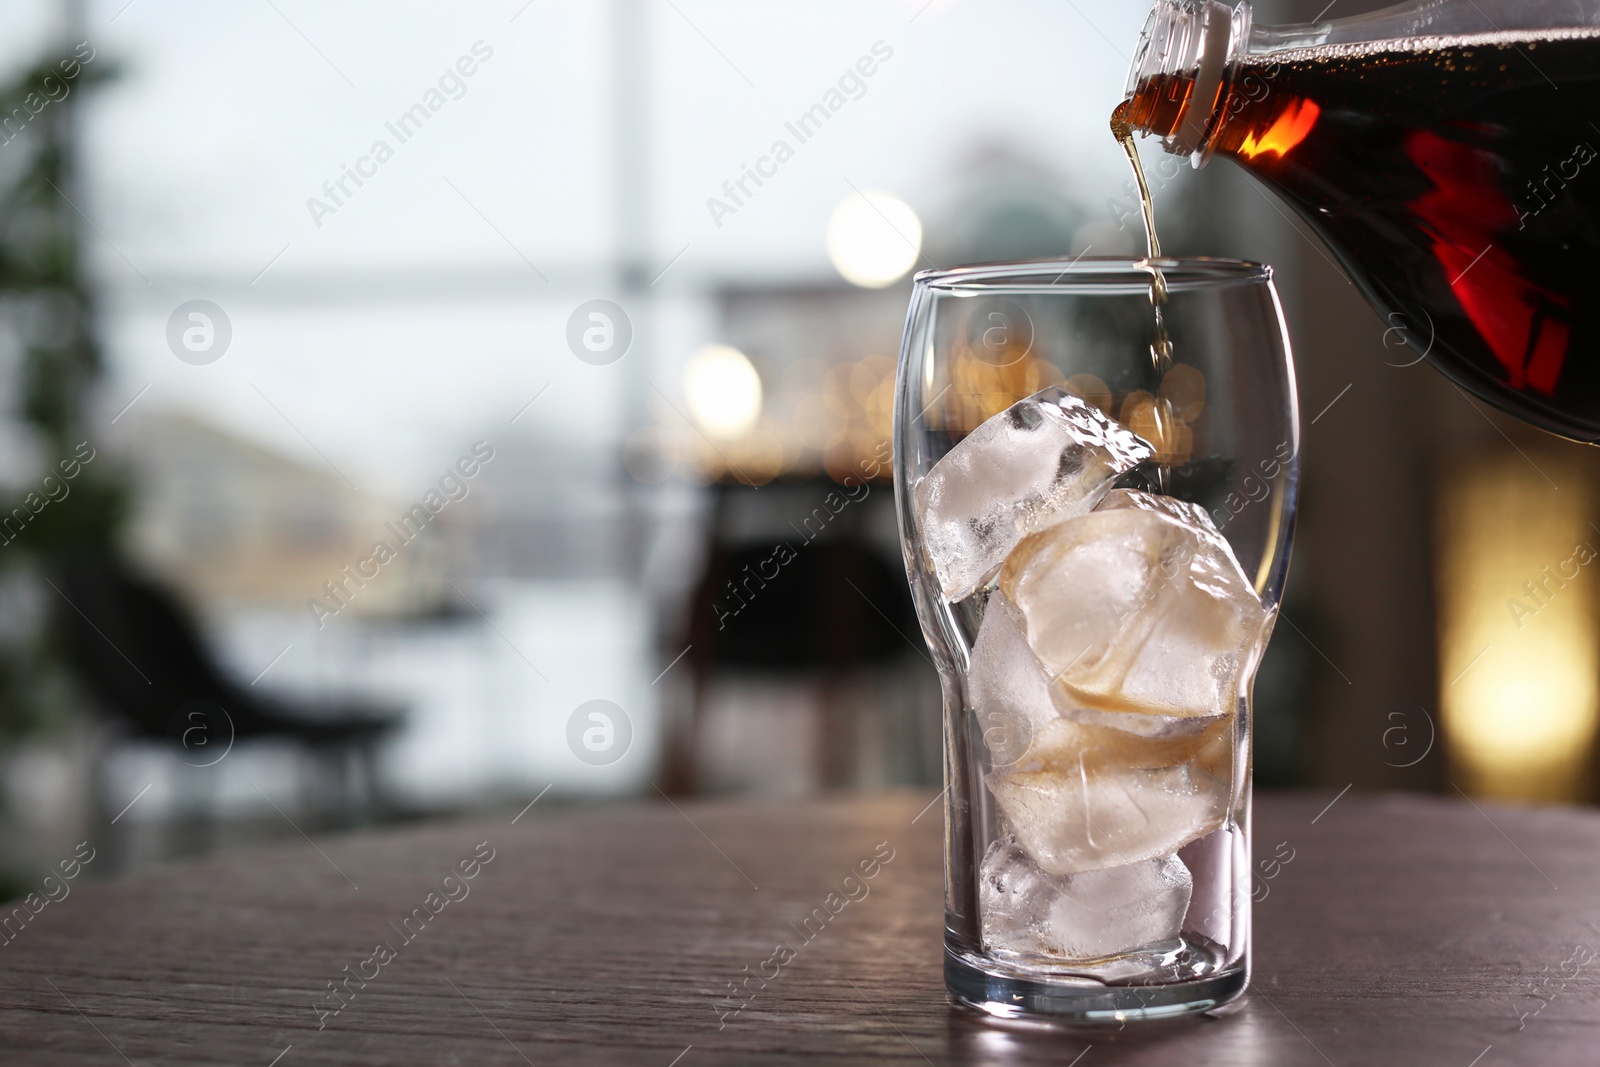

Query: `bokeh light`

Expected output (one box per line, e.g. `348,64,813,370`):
1438,454,1599,801
826,190,922,289
684,344,764,441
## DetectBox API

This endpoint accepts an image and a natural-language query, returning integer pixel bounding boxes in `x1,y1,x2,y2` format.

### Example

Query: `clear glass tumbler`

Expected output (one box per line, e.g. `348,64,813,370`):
892,258,1298,1021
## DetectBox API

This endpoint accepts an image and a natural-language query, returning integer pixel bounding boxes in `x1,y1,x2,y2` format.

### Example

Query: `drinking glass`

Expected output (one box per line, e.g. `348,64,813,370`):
892,258,1298,1021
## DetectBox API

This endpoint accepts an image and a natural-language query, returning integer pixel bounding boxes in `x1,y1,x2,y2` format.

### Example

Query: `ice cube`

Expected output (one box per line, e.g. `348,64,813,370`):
914,387,1154,601
1000,491,1270,722
1097,488,1259,607
968,590,1232,771
988,754,1228,874
1095,488,1228,549
1044,853,1193,960
1025,706,1232,773
1092,491,1273,719
979,837,1193,960
967,592,1055,767
999,507,1186,686
978,836,1057,956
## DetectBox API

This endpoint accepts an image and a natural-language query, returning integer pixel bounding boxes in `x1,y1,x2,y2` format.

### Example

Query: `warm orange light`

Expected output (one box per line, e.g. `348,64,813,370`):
1239,98,1321,161
1437,453,1599,802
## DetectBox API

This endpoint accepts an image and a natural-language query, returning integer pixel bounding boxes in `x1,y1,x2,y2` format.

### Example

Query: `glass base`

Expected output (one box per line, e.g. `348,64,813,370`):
945,943,1248,1023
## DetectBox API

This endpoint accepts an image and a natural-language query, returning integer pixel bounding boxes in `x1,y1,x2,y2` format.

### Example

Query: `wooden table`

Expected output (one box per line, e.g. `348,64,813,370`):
2,791,1597,1065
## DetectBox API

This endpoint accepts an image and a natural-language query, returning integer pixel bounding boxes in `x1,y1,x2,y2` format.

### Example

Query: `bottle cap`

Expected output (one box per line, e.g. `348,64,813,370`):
1123,0,1249,165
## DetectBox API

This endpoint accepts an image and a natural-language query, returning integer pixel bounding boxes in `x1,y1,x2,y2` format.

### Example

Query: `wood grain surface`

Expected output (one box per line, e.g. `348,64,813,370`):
1,791,1597,1065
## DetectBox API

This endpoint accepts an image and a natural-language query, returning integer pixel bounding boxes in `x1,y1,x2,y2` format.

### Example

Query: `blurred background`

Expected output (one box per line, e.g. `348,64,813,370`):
1,0,1595,894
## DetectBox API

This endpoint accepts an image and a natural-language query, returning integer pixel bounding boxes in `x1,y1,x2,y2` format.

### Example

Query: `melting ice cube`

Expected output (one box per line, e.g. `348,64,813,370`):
980,488,1259,873
980,837,1193,960
1023,708,1232,774
978,836,1058,956
967,591,1055,768
988,753,1229,874
969,588,1232,772
914,388,1154,601
1000,490,1270,722
1043,852,1193,960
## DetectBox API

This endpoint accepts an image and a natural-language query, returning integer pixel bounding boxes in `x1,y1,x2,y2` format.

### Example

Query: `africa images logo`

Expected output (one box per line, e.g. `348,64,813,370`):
305,41,495,228
167,300,232,365
566,300,632,366
566,700,632,767
704,40,894,229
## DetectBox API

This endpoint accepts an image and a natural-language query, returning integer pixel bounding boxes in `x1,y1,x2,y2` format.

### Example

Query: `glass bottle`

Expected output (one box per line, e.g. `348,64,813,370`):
1121,0,1600,441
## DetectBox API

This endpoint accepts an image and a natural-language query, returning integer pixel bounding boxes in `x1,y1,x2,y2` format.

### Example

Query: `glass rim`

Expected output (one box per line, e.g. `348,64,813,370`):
912,256,1272,293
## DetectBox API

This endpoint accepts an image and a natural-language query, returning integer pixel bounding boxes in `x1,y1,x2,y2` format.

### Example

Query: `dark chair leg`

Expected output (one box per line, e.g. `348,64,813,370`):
330,747,355,830
658,669,703,797
816,672,855,790
355,740,384,826
297,746,342,831
88,724,124,877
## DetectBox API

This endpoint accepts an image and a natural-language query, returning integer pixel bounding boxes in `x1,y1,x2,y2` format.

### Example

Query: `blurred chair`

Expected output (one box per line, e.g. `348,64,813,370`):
659,481,931,795
48,551,401,858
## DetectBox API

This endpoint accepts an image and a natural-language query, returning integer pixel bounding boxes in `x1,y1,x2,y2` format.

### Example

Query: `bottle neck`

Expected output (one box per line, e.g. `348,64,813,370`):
1122,0,1600,164
1122,0,1252,167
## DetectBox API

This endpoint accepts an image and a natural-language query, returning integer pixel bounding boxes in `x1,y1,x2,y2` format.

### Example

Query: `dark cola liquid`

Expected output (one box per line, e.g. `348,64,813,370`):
1208,33,1600,440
